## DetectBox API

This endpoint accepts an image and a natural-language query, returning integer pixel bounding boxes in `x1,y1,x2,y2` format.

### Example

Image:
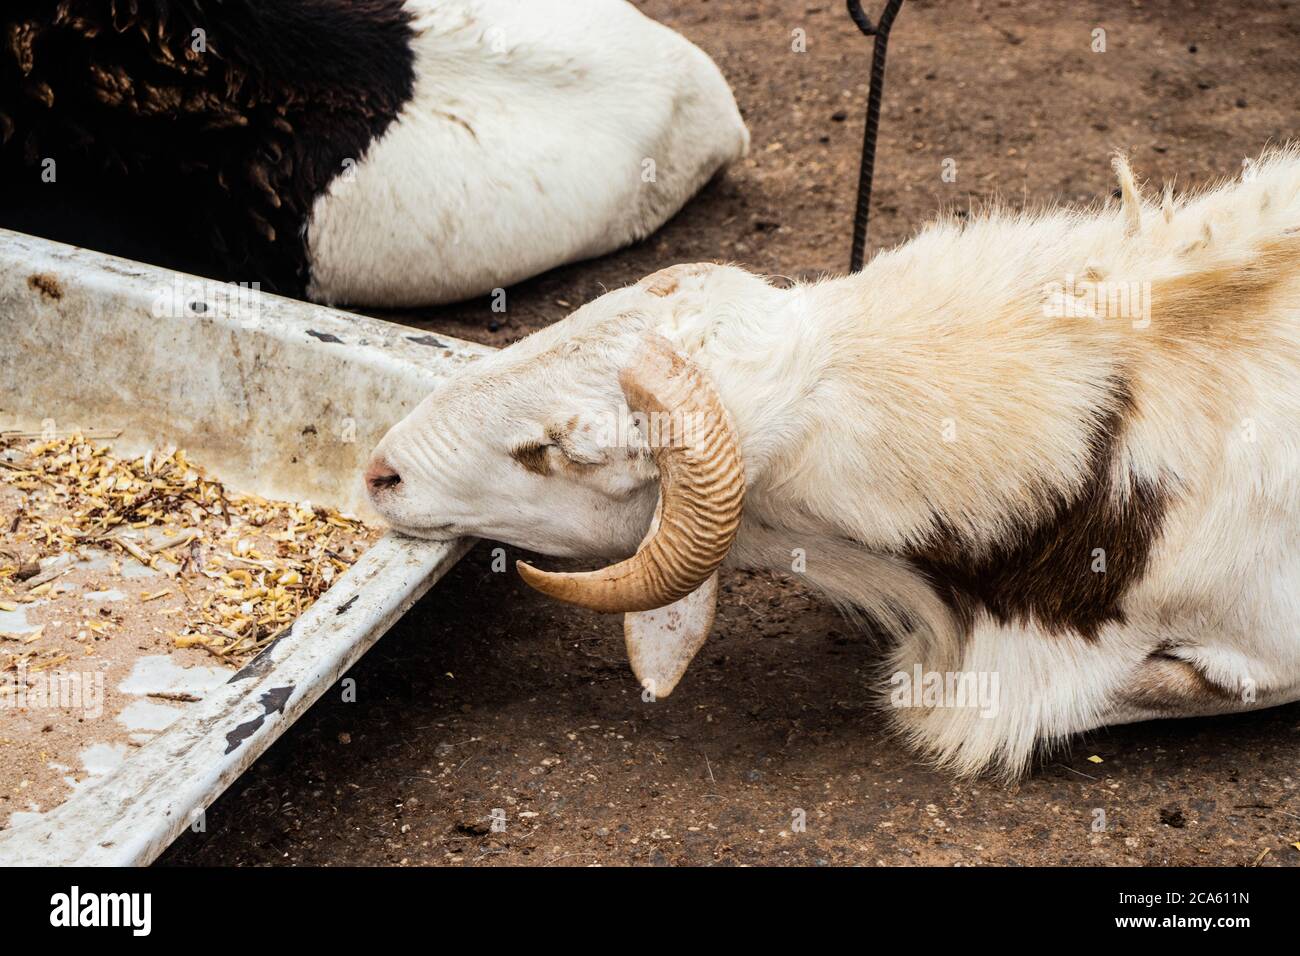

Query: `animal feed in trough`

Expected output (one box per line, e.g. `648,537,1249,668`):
0,433,378,818
0,228,492,865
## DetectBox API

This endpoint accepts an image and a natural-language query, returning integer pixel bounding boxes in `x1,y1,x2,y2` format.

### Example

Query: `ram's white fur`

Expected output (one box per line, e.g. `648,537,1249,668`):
307,0,749,307
368,147,1300,777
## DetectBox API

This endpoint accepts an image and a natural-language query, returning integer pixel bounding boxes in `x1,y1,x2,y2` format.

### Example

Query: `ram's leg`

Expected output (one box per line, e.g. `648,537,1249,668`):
1103,650,1262,725
882,616,1158,780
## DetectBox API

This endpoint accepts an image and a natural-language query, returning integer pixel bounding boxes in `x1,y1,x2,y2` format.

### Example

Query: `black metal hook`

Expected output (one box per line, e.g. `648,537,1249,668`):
847,0,905,271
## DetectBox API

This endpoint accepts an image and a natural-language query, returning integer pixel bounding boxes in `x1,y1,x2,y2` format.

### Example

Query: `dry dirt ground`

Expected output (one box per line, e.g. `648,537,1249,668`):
161,0,1299,866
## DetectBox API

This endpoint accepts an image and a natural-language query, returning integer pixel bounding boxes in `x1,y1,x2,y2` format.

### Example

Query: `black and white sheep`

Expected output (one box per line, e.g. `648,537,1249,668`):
0,0,748,305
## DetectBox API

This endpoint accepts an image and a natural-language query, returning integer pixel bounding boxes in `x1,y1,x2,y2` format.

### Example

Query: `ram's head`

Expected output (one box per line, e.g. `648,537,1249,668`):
365,265,760,695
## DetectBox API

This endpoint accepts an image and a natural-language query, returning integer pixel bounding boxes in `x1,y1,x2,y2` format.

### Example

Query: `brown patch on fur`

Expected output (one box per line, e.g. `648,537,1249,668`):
510,441,550,476
1127,652,1240,714
640,269,681,298
432,109,477,142
1151,233,1299,349
906,385,1167,640
26,272,61,299
902,233,1297,642
548,417,581,442
637,262,717,297
1177,221,1213,256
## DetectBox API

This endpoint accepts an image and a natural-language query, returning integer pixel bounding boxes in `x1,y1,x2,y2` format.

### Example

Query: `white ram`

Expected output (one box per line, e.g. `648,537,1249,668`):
367,147,1300,777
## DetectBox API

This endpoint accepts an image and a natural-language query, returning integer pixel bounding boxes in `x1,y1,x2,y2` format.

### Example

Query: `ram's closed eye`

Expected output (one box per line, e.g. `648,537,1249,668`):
546,420,606,467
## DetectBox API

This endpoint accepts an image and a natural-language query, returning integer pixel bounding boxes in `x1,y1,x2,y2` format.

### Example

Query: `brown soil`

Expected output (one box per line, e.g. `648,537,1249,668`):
162,0,1300,866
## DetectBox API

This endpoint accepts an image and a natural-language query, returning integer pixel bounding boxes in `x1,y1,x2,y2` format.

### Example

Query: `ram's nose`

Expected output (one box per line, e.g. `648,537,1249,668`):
365,456,402,496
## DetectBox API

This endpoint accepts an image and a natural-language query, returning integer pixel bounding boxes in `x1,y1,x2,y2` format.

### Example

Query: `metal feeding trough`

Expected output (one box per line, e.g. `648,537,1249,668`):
0,230,490,865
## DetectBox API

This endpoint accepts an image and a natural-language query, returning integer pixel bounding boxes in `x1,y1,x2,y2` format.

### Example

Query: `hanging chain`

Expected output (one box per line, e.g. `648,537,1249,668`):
847,0,905,271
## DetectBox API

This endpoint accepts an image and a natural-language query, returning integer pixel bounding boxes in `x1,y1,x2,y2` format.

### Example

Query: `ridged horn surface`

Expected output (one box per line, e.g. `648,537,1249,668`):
517,334,744,613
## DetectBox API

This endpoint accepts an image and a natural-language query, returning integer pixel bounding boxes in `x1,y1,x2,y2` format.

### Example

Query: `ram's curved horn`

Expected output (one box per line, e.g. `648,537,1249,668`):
517,334,744,613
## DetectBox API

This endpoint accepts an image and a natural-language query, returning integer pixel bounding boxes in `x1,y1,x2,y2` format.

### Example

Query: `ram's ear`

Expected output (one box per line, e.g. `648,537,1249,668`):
624,572,717,699
618,493,718,698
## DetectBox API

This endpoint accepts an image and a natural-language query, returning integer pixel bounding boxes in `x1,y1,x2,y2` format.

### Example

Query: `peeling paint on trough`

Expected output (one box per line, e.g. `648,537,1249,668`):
407,333,449,348
228,633,291,683
224,687,294,754
0,230,491,866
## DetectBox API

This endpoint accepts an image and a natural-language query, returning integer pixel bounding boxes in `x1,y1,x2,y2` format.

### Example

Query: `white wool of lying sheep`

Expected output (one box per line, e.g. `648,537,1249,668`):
2,0,746,307
307,0,749,306
368,146,1300,777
